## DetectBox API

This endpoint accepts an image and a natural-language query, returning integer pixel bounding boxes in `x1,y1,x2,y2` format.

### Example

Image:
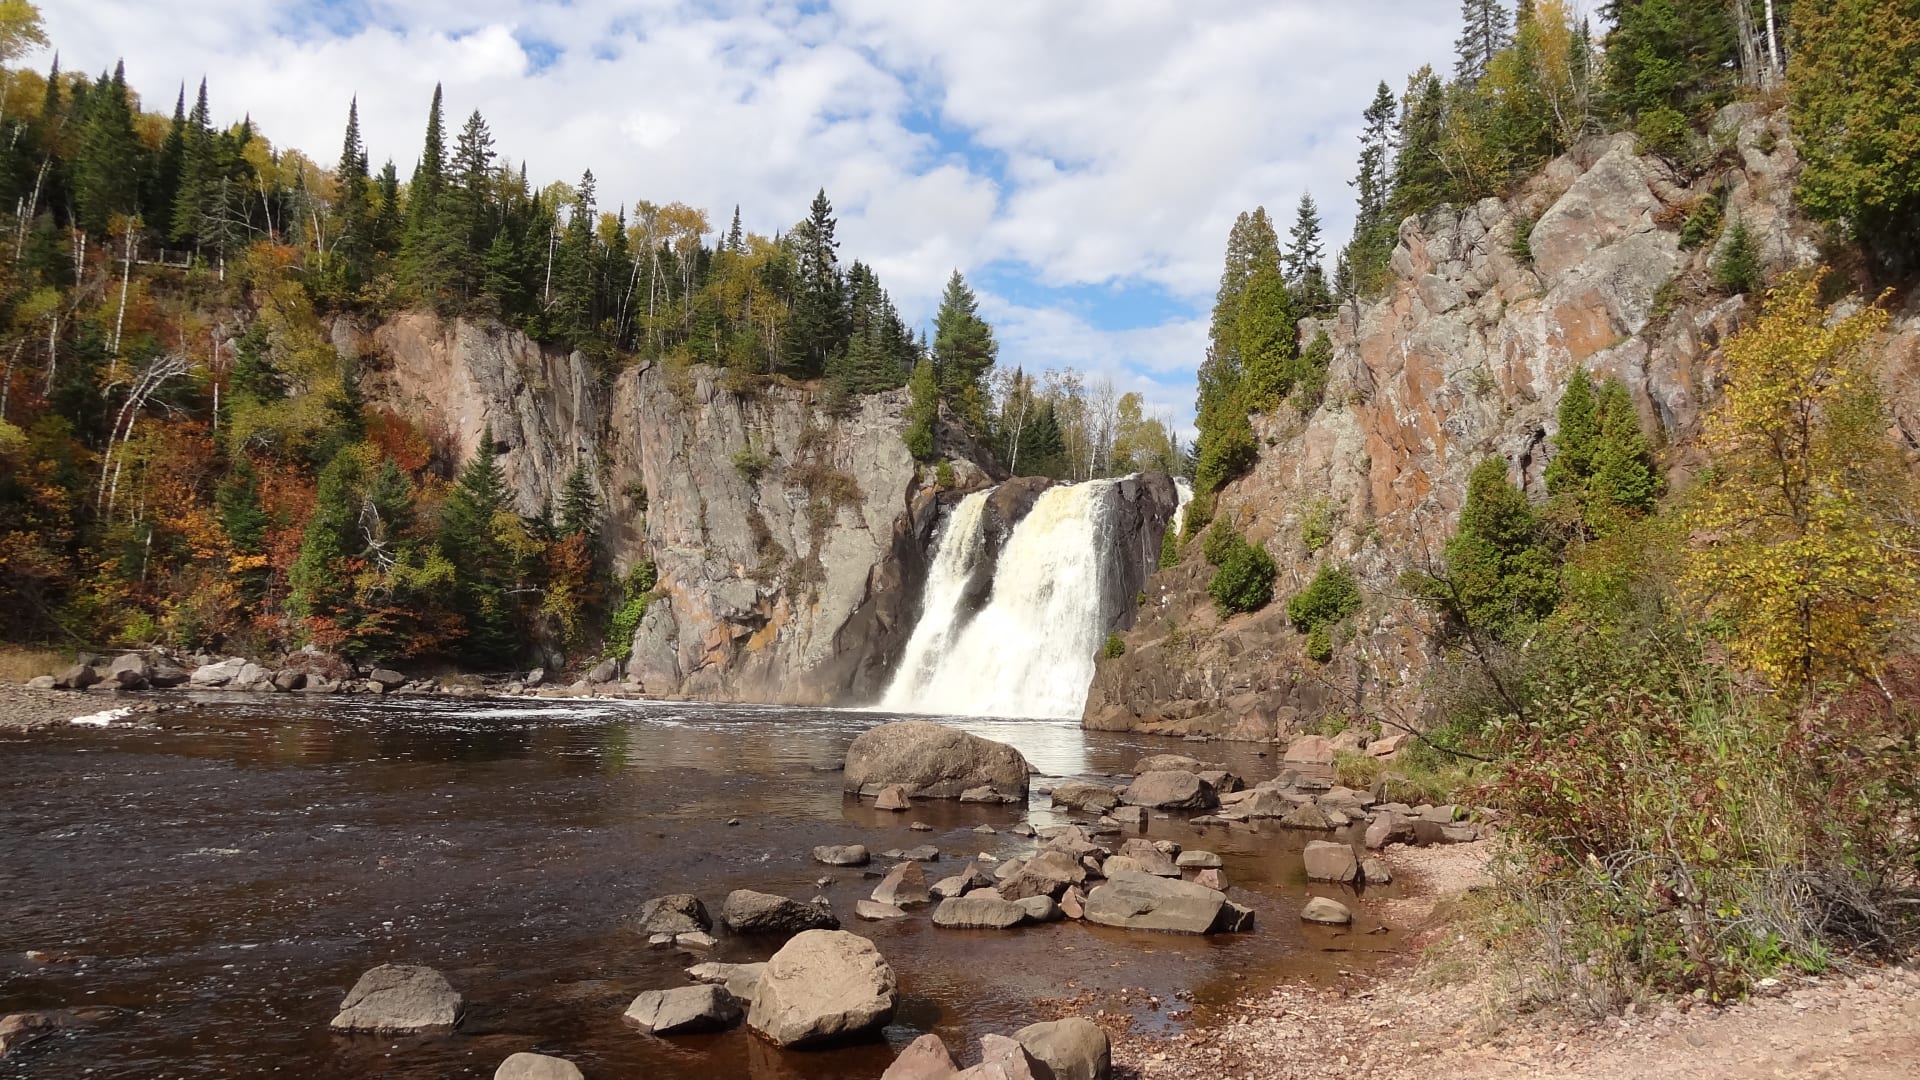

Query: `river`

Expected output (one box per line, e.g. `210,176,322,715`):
0,694,1401,1077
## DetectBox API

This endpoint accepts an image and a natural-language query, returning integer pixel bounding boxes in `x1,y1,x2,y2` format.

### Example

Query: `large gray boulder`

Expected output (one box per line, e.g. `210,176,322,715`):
843,720,1031,801
1050,781,1120,813
624,984,741,1034
882,1033,959,1080
1118,770,1217,811
106,654,150,690
1082,871,1240,935
997,849,1084,901
721,890,840,936
684,961,766,1004
1015,1017,1112,1080
52,664,101,690
329,964,462,1033
1300,896,1353,925
958,1034,1043,1079
494,1053,583,1080
189,658,246,688
745,929,896,1047
871,862,931,908
813,844,870,867
1303,840,1359,883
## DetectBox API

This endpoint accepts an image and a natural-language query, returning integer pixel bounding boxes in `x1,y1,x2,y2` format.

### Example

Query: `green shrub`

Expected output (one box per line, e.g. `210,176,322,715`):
1102,632,1126,659
1159,524,1180,568
1182,490,1215,539
1635,106,1693,160
1205,524,1276,617
1713,215,1761,295
934,459,955,489
606,594,649,661
732,446,770,482
1304,623,1333,661
1509,215,1535,264
1287,564,1361,632
1301,498,1333,554
1679,190,1724,250
1202,515,1241,567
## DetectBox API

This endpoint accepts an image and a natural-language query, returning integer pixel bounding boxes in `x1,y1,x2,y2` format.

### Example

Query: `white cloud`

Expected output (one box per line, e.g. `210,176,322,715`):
40,0,1459,426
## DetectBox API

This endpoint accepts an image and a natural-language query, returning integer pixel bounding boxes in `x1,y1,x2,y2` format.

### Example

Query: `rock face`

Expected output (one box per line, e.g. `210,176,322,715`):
721,890,840,936
843,721,1032,800
746,929,897,1048
624,985,742,1034
329,964,462,1033
1082,106,1920,740
1082,871,1237,935
1015,1017,1113,1080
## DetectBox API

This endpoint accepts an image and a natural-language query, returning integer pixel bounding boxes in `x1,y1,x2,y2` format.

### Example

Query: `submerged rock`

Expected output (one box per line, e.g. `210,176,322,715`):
1118,770,1218,811
1302,841,1359,883
329,964,462,1033
684,961,766,1003
624,984,741,1035
812,844,870,867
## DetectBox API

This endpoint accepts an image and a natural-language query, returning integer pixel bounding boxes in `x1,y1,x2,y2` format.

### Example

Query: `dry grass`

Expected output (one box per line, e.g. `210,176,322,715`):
0,646,70,683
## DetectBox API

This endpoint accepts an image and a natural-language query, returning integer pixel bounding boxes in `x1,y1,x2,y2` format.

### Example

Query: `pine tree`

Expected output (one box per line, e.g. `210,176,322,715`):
170,79,212,245
1589,378,1659,515
1236,259,1298,409
73,61,142,234
329,98,373,294
446,109,496,299
1600,0,1740,121
1193,208,1280,493
903,356,939,460
401,85,460,302
1284,192,1333,315
1343,81,1400,294
553,169,598,341
1390,70,1453,222
725,205,744,253
1545,368,1598,497
1713,214,1761,294
1437,457,1559,639
931,269,997,409
1456,0,1514,84
439,430,517,665
782,189,848,378
371,161,401,254
149,86,187,227
558,462,599,548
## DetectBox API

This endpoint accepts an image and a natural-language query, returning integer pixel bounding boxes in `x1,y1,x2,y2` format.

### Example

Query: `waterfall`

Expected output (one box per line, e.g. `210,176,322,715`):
881,480,1119,720
1170,477,1195,538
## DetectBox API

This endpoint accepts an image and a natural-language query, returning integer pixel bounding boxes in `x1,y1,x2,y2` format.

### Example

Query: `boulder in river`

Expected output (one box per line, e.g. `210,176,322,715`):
624,984,742,1034
1115,838,1180,877
1302,841,1359,883
1015,1017,1112,1080
746,929,896,1048
874,784,912,811
931,895,1027,930
722,890,840,936
1050,781,1120,813
684,961,765,1004
998,849,1085,900
1361,857,1392,885
881,1032,958,1080
1300,896,1354,925
1118,770,1218,811
843,720,1031,801
329,964,462,1033
53,664,101,690
1175,850,1222,869
960,1034,1044,1079
855,900,908,921
1082,871,1241,935
494,1052,584,1080
872,862,931,908
637,894,712,936
367,668,407,691
812,844,870,867
106,654,150,690
1013,895,1062,923
1134,753,1205,774
188,657,246,688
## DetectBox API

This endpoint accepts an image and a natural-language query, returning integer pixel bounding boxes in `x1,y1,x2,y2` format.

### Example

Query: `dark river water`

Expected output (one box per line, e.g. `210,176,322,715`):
0,695,1401,1078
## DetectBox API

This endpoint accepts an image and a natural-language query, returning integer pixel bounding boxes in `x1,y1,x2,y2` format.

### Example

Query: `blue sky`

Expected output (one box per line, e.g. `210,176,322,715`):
43,0,1464,432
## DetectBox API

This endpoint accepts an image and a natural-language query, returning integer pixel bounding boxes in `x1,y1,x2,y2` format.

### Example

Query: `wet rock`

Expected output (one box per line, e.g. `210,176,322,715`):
957,1034,1043,1079
1015,1016,1112,1080
685,961,766,1004
1009,823,1036,838
494,1051,585,1080
524,667,546,688
812,844,870,867
52,664,101,691
960,785,1021,803
1116,839,1179,878
1107,805,1148,828
367,668,407,691
1013,895,1063,923
882,1032,958,1080
637,894,712,936
587,658,619,684
932,895,1028,930
721,890,840,936
885,844,940,862
1300,896,1353,925
855,900,908,920
647,933,674,947
875,784,912,811
329,964,462,1033
1134,753,1205,774
1279,803,1335,830
1303,841,1359,883
1194,868,1227,891
1175,850,1222,869
973,823,997,834
1118,770,1218,811
998,849,1086,900
1365,812,1414,849
148,658,190,688
1058,885,1087,919
1082,871,1233,935
910,820,933,832
746,929,896,1047
302,676,341,695
872,863,931,908
0,1009,119,1057
843,720,1032,801
1050,781,1120,813
624,984,741,1035
676,931,716,950
1196,770,1244,793
106,654,150,690
1216,901,1256,932
1361,857,1392,885
931,860,995,899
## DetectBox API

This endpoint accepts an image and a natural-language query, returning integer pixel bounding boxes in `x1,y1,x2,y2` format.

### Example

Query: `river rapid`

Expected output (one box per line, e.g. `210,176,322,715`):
0,695,1401,1078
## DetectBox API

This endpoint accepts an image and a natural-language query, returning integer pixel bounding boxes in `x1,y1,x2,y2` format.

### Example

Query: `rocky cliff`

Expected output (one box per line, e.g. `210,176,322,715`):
1086,103,1920,742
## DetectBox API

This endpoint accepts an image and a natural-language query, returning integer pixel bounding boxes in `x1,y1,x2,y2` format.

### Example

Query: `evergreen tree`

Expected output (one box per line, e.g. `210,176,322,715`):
73,61,142,233
1343,81,1400,294
782,189,848,378
149,86,187,227
1284,192,1332,315
931,269,997,410
1456,0,1514,84
1589,378,1659,515
1545,368,1598,497
725,205,744,253
553,169,598,341
1390,70,1453,222
401,85,460,302
1791,0,1920,270
1600,0,1740,121
1713,214,1761,294
903,356,939,461
329,98,373,294
558,462,599,548
439,430,517,665
371,161,401,255
1437,456,1559,639
446,109,496,299
170,79,212,245
1236,259,1298,409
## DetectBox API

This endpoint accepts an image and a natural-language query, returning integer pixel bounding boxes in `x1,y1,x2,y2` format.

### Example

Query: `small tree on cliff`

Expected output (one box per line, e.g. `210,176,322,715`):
440,430,520,666
1413,457,1560,642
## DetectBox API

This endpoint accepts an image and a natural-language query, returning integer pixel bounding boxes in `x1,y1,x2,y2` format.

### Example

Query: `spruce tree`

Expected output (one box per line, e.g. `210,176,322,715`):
170,79,212,245
1545,368,1598,497
931,269,997,408
1236,260,1298,409
782,189,848,378
73,61,142,234
553,169,598,341
1343,81,1400,294
330,98,373,294
1600,0,1740,121
903,356,939,460
725,205,744,253
1439,457,1559,639
1390,71,1453,222
558,462,599,548
1455,0,1514,85
446,110,496,299
149,87,187,227
1589,378,1659,515
1284,192,1332,315
371,161,402,254
439,430,517,665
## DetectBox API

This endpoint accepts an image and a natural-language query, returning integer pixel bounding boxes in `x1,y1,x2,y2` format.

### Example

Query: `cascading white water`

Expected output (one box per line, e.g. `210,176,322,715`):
1170,477,1195,538
881,480,1118,720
